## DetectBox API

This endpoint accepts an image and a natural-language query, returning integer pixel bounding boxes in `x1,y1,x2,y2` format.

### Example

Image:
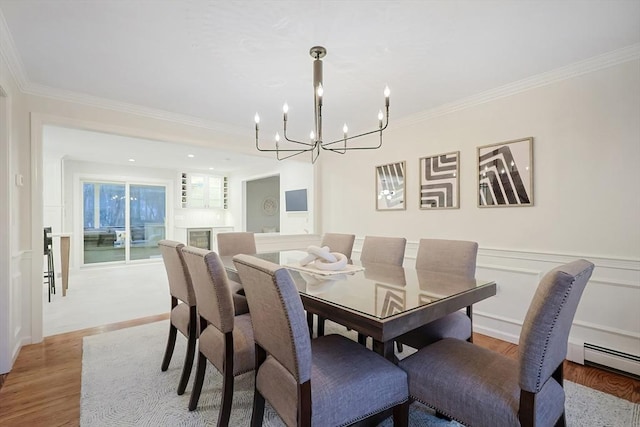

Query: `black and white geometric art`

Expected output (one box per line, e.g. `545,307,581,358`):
376,161,406,210
420,151,459,209
478,137,533,207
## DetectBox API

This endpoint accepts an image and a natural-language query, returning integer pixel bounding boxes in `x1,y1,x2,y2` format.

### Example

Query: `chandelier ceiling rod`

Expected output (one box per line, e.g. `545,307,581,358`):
254,46,390,163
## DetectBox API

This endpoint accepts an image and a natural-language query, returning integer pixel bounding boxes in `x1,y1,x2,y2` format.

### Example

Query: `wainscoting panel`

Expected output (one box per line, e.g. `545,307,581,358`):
352,238,640,372
255,233,321,253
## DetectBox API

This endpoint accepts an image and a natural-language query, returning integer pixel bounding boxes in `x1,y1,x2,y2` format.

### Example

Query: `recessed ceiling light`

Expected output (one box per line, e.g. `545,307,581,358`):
208,167,214,170
128,158,135,162
187,154,195,158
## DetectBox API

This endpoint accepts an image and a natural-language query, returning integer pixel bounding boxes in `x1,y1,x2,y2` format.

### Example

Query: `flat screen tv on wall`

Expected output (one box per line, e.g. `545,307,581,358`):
285,189,308,212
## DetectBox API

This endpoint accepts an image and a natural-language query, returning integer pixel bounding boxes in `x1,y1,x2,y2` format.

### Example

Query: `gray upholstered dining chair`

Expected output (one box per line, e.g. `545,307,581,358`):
320,232,356,259
360,235,407,266
350,235,406,345
181,246,255,425
399,259,594,427
233,254,410,427
158,240,198,395
396,239,479,351
217,231,257,257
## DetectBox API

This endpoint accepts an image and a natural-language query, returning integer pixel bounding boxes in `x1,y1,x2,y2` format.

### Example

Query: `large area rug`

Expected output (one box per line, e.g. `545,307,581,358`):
81,320,639,426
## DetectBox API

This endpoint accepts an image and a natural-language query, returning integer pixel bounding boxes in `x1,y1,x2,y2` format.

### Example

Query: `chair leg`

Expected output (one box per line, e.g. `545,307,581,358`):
218,368,234,427
396,341,403,353
177,332,197,395
393,400,410,427
519,390,536,427
553,363,566,427
251,344,267,427
161,324,177,371
317,316,325,337
250,389,266,427
357,333,367,346
306,312,314,337
188,352,207,411
48,250,56,295
466,305,473,343
218,334,235,427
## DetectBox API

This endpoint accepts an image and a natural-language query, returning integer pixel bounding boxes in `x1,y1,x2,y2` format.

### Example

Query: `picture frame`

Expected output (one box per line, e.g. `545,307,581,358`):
375,283,406,317
375,161,406,211
419,151,459,209
478,137,533,207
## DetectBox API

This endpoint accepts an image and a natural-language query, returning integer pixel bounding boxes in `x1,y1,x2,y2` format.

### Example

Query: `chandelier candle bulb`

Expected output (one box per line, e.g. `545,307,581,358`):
283,103,288,121
378,110,384,128
343,124,348,139
384,86,390,107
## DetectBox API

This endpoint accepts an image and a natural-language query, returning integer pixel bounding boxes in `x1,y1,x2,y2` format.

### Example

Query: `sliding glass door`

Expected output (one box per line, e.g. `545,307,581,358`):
82,181,166,265
129,184,166,261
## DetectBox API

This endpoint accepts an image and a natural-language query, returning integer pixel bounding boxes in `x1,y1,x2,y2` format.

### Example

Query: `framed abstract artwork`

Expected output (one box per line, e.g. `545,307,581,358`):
376,161,406,211
478,137,533,207
375,283,406,317
419,151,459,209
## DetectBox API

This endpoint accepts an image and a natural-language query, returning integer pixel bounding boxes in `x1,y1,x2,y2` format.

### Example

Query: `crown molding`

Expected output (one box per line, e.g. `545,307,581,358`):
0,9,27,91
395,43,640,128
21,82,247,136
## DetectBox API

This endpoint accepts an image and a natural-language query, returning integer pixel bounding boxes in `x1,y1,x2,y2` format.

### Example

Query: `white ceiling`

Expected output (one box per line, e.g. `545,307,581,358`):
1,1,639,169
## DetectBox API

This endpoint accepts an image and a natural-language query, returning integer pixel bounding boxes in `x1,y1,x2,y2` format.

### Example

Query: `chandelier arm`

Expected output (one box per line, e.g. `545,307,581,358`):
322,138,381,152
321,125,386,150
256,129,316,153
321,107,389,148
256,140,316,153
283,115,315,146
277,149,311,161
256,145,316,153
283,131,315,147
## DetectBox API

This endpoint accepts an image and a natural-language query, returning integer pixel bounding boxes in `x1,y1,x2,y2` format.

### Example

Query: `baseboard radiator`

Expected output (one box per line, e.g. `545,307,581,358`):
584,343,640,378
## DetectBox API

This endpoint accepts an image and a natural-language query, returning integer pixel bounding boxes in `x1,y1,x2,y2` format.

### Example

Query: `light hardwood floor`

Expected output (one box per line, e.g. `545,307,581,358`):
0,314,638,427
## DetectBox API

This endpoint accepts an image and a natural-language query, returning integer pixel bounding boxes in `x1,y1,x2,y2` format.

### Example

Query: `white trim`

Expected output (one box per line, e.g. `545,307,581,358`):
23,82,244,136
0,11,27,91
476,264,541,276
395,44,640,127
572,320,640,340
30,113,44,343
0,82,12,372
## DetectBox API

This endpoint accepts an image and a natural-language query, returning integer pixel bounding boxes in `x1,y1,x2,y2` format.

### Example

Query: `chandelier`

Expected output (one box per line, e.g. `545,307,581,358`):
254,46,390,163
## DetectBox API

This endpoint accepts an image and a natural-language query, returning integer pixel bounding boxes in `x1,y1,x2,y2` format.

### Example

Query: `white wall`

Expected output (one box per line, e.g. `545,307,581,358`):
319,59,640,367
0,38,31,374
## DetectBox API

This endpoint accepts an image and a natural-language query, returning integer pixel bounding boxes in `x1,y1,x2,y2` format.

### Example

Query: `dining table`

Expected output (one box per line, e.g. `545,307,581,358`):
221,250,496,362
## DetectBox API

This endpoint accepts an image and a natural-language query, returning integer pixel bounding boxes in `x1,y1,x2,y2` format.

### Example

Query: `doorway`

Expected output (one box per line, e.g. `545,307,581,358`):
245,175,280,233
82,180,166,265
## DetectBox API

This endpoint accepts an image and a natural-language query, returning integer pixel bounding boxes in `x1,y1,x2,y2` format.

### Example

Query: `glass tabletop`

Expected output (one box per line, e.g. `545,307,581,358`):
223,250,495,320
